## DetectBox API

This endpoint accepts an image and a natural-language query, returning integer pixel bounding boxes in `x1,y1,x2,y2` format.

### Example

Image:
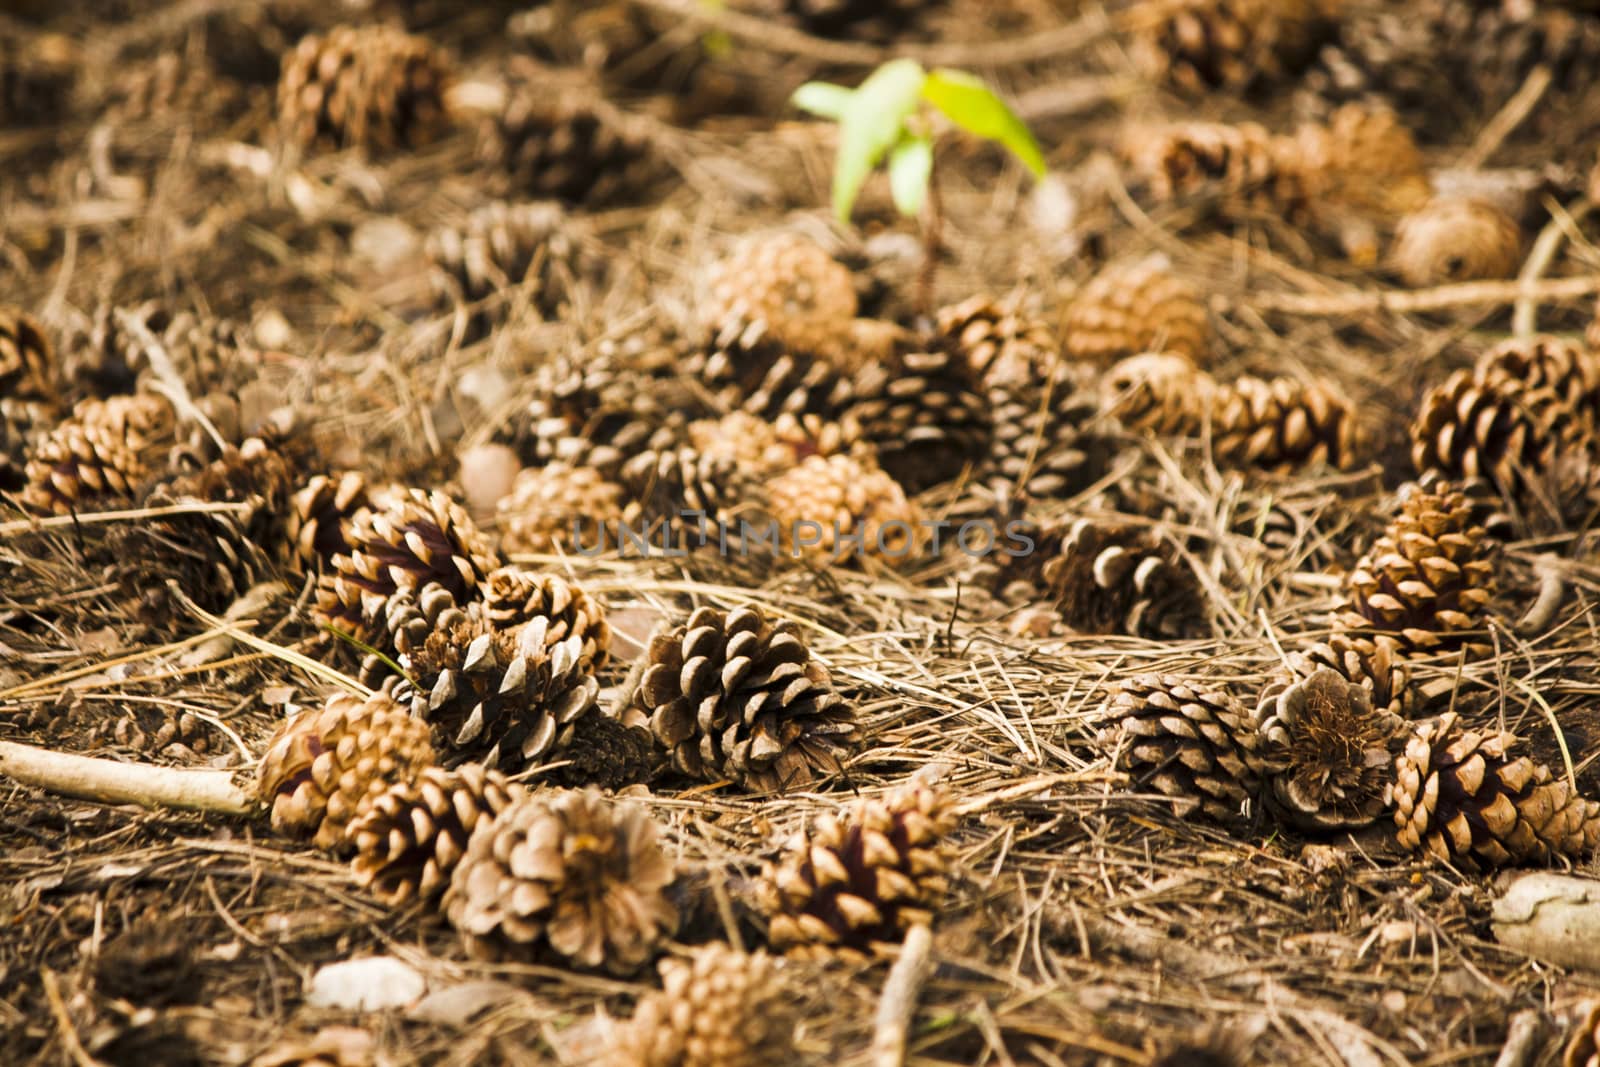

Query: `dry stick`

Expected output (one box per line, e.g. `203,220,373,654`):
0,500,253,539
869,923,934,1067
1492,1009,1544,1067
40,970,96,1067
1515,554,1567,636
622,0,1118,67
1511,199,1591,336
0,739,259,817
1239,274,1600,317
1458,65,1553,171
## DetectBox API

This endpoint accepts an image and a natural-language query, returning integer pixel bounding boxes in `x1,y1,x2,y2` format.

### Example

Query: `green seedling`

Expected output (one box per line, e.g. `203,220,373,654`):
791,59,1046,224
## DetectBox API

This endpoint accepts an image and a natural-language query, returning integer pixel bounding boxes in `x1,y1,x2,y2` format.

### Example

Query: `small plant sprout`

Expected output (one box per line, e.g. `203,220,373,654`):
792,60,1046,307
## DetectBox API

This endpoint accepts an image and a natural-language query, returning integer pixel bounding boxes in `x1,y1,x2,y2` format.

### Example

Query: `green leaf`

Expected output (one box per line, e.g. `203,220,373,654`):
921,68,1046,178
887,135,933,217
832,58,926,222
790,81,854,121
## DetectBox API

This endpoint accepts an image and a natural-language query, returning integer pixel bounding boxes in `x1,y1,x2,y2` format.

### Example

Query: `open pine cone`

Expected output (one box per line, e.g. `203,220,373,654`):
1208,372,1358,471
1039,519,1205,639
1121,118,1308,218
934,293,1061,388
1337,479,1497,651
255,691,437,852
20,393,174,515
277,25,453,152
766,452,922,566
1287,634,1417,721
443,788,678,972
846,337,991,495
1392,196,1523,286
760,778,954,959
1102,675,1263,823
0,306,54,404
601,944,797,1067
1061,257,1210,367
426,200,603,317
351,763,523,906
631,605,858,791
702,233,858,360
483,566,611,671
1128,0,1333,94
286,472,373,573
1255,668,1405,831
497,462,624,557
314,489,502,644
1392,712,1600,868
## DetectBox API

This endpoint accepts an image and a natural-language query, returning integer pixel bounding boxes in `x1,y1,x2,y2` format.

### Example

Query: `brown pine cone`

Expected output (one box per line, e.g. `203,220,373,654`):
766,453,922,566
1411,337,1600,509
497,462,624,557
933,293,1059,388
0,398,50,493
631,605,859,792
1101,675,1263,823
0,306,54,404
277,26,453,153
443,788,678,972
846,338,991,495
1208,372,1359,471
313,489,502,644
983,370,1110,508
1391,196,1523,287
386,608,601,773
1104,352,1216,436
617,441,756,544
483,566,611,671
1254,668,1405,831
1061,256,1210,368
483,58,662,206
601,944,796,1067
686,411,831,482
1392,712,1600,868
1287,633,1415,721
731,0,937,43
351,763,524,906
702,233,859,361
1337,479,1497,650
255,690,437,852
286,471,372,573
691,324,859,425
1121,119,1309,218
426,200,603,315
760,778,954,959
1128,0,1333,94
20,393,174,515
1039,519,1205,639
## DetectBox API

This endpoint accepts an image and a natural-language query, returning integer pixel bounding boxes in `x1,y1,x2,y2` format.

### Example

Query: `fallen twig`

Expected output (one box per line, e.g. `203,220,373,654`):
869,923,934,1067
1492,1009,1543,1067
0,739,259,816
1239,274,1600,317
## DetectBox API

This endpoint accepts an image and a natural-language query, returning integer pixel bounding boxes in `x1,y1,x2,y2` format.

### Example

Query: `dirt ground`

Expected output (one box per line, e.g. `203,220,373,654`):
7,1,1600,1064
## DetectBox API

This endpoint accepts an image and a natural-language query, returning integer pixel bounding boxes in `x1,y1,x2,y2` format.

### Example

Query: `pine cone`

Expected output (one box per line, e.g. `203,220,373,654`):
483,566,611,671
767,452,922,565
1061,256,1210,368
687,411,836,481
255,690,437,852
500,338,693,481
0,398,50,493
1392,712,1600,868
287,471,372,573
1102,675,1263,823
934,293,1060,388
1254,668,1405,831
20,393,174,515
1287,633,1415,721
691,324,859,425
498,462,624,556
277,25,453,152
602,944,796,1067
1129,0,1333,94
983,371,1109,509
760,778,954,958
1208,373,1359,471
444,788,678,971
617,441,756,545
483,58,662,205
1338,479,1497,650
1411,337,1600,508
313,489,501,644
846,339,991,495
0,306,54,404
702,233,859,361
1122,119,1309,218
387,609,601,773
426,200,603,316
732,0,937,43
1039,519,1205,638
631,605,859,792
351,763,524,906
1391,196,1523,286
1104,352,1217,436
